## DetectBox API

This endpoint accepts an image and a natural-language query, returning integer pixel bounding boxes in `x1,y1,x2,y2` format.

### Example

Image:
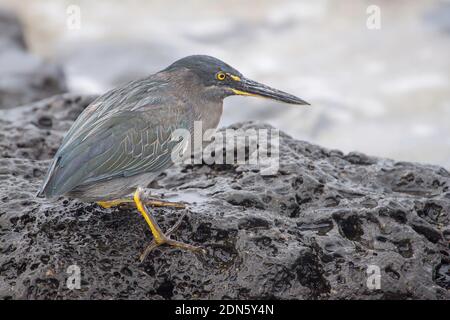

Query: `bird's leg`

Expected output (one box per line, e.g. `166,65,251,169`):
133,187,205,262
97,197,185,209
140,211,189,262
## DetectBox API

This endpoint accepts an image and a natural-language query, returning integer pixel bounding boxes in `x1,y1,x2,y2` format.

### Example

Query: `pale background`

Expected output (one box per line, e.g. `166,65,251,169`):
1,0,449,168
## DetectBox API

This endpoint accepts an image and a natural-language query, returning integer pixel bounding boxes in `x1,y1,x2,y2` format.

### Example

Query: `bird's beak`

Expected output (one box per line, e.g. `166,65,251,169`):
230,77,310,105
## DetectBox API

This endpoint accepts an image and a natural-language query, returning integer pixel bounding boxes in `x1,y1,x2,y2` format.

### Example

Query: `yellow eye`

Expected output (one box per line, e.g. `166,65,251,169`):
216,72,226,81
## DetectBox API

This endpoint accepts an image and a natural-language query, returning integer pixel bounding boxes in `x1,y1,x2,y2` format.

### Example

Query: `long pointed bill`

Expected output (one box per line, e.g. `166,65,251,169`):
231,77,310,105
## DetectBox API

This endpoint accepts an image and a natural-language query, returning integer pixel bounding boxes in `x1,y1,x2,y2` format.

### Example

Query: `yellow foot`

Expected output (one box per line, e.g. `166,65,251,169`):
133,187,205,263
97,199,127,208
97,198,185,209
145,199,185,209
139,211,206,262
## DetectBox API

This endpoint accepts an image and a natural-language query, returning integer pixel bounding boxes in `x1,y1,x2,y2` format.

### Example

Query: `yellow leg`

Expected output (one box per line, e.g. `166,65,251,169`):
133,187,205,262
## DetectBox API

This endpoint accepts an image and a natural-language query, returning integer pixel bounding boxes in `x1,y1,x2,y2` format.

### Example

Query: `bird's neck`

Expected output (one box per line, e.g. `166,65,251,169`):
195,98,223,132
159,69,224,131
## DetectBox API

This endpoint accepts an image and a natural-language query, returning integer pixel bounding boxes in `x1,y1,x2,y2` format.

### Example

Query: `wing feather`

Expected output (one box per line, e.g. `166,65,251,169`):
38,102,192,198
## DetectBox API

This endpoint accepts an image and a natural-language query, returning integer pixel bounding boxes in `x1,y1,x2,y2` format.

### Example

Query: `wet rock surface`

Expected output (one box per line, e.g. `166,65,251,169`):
0,10,67,109
0,94,449,300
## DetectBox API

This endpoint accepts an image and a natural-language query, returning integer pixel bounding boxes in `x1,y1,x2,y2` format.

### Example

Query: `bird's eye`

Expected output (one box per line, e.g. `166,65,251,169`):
216,72,226,81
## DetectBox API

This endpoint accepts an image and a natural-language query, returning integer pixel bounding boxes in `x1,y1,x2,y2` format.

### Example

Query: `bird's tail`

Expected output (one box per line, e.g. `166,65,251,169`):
36,156,60,198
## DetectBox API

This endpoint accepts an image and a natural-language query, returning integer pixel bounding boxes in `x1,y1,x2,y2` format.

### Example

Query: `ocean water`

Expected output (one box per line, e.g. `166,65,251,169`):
2,0,449,168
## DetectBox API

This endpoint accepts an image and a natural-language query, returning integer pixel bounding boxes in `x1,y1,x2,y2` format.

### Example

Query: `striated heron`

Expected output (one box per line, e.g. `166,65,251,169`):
37,55,309,261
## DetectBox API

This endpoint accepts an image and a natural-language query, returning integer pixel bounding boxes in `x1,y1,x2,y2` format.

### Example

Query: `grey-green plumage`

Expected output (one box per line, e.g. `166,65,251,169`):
37,55,309,202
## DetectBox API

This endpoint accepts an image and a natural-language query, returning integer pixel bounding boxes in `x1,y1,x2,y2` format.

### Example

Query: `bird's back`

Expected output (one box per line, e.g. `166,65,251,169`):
37,74,195,199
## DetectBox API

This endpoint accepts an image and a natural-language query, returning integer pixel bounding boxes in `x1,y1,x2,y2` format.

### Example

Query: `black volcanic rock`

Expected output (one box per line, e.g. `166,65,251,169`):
0,10,67,109
0,94,449,299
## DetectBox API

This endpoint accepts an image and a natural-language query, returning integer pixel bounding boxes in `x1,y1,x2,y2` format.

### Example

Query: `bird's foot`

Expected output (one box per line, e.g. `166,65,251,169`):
97,199,128,208
97,198,185,209
133,187,205,263
139,211,205,262
144,198,186,209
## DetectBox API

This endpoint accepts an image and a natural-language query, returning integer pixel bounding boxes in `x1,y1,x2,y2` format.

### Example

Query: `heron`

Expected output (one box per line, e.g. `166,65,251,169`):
37,55,309,262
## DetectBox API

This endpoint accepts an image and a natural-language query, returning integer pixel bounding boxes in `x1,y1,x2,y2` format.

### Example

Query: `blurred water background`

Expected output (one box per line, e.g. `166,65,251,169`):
1,0,449,168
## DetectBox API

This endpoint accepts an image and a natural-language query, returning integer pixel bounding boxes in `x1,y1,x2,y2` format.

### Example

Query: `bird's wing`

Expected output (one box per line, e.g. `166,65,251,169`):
38,102,193,198
59,78,168,152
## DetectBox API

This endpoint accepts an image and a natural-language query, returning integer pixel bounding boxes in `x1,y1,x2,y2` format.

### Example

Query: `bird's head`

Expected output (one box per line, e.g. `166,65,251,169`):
164,55,309,105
